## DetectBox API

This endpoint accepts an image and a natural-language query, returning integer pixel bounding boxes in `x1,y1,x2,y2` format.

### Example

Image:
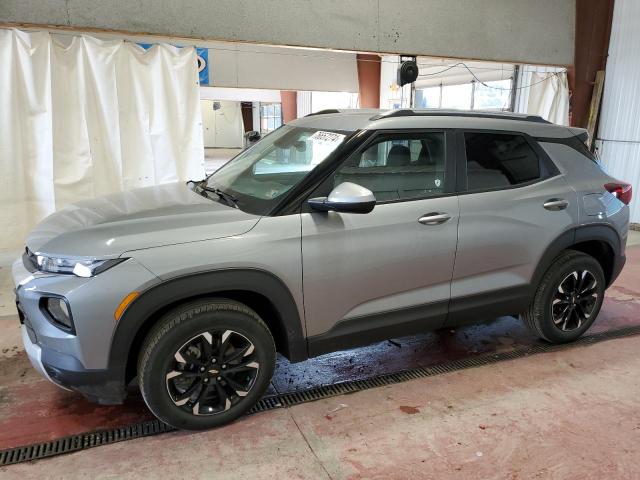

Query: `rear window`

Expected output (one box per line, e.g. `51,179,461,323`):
464,132,542,191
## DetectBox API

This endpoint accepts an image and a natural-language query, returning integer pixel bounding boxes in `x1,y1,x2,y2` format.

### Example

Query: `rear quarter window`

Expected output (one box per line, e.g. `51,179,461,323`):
464,132,542,191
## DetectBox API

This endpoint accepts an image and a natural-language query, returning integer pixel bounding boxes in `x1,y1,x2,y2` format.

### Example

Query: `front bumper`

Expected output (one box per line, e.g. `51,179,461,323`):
18,296,127,404
13,254,160,404
20,325,58,386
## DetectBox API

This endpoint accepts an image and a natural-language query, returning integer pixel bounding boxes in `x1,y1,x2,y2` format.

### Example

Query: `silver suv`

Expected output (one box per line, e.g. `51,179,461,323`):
13,109,631,430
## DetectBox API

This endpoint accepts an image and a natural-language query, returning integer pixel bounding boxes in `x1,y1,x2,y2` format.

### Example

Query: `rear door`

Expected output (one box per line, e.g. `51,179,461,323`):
448,130,578,325
301,130,460,354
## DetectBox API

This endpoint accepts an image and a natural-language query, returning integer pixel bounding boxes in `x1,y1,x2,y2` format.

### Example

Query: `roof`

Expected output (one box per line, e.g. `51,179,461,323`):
289,108,580,139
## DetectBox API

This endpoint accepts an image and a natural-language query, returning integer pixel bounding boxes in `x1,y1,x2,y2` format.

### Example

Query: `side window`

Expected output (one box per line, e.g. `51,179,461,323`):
333,132,446,202
464,132,541,191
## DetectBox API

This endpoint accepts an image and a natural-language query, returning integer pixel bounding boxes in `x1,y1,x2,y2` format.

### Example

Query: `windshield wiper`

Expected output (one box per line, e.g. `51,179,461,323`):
199,185,239,209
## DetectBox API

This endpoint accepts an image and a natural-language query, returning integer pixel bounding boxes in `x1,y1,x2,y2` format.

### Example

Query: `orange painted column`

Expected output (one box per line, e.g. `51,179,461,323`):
357,54,381,108
569,0,614,128
280,90,297,123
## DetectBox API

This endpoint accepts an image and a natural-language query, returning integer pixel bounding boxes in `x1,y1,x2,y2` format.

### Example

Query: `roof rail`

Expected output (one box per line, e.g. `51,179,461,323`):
305,109,341,117
369,109,551,124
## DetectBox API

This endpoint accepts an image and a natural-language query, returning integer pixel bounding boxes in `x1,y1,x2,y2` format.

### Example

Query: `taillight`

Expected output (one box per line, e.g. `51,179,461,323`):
604,182,632,205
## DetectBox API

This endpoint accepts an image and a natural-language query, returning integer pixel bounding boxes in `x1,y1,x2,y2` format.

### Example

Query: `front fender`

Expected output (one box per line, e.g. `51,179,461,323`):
107,268,308,386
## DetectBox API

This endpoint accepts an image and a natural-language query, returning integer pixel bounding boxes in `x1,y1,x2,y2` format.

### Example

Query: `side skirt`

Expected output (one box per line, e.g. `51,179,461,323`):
306,301,448,358
445,285,532,327
306,286,533,358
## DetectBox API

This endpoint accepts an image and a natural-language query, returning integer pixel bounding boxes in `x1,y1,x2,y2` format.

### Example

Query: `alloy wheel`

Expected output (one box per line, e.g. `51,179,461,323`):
551,270,599,332
166,330,259,415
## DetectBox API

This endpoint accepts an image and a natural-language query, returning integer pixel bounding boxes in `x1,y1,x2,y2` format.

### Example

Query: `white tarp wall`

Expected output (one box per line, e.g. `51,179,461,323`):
0,29,205,247
596,0,640,223
514,66,569,125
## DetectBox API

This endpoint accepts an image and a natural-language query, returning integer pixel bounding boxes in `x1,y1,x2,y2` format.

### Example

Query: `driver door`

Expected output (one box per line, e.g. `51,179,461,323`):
301,130,460,355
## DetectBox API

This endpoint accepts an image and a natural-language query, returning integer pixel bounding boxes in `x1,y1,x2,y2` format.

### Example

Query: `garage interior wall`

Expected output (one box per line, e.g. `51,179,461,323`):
200,101,244,149
596,0,640,223
384,55,569,124
0,0,576,66
0,29,205,247
206,42,358,92
199,87,282,144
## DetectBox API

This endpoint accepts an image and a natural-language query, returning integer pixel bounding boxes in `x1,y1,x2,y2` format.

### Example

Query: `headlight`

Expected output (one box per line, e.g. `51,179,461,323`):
36,255,126,277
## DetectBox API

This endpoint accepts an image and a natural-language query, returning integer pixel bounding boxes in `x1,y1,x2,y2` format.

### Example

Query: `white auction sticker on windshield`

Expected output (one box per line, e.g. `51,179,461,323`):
309,131,346,145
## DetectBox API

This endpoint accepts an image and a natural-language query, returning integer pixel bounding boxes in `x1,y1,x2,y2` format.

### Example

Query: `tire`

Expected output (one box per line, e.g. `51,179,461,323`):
138,298,276,430
522,250,606,343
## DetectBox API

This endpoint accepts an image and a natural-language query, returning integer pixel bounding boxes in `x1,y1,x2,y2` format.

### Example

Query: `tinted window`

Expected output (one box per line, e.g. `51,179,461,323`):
464,133,541,190
333,132,446,202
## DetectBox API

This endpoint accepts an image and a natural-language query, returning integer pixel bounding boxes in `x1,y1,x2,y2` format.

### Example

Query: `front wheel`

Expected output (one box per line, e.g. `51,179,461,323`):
138,299,276,430
522,250,606,343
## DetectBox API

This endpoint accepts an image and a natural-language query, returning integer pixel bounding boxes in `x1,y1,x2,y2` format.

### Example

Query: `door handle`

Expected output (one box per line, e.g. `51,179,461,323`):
418,212,451,225
543,199,569,211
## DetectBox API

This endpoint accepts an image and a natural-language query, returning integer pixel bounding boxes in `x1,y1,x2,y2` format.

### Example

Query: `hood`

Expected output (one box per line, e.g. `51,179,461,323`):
27,182,261,258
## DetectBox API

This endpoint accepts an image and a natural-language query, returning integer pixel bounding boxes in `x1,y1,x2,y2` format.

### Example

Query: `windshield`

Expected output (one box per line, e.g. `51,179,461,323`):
206,125,348,214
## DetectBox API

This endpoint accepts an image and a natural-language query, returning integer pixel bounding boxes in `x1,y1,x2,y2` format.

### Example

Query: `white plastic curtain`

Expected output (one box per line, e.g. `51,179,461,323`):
0,29,205,248
515,68,570,125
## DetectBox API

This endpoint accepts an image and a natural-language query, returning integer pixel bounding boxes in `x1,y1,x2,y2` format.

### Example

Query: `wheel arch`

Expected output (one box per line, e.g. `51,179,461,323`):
109,269,308,384
533,224,623,290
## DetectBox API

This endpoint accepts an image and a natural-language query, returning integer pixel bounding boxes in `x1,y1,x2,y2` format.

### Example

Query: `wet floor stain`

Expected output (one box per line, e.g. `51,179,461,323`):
399,405,420,415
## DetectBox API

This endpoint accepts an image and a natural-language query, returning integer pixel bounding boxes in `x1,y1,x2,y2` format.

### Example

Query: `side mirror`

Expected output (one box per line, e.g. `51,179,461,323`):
308,182,376,214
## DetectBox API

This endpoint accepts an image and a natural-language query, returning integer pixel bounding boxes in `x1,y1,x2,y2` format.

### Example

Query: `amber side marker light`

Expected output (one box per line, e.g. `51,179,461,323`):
115,292,139,321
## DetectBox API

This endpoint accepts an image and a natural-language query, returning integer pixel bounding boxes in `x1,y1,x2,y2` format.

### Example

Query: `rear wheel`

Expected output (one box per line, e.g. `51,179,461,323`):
523,250,605,343
138,299,276,430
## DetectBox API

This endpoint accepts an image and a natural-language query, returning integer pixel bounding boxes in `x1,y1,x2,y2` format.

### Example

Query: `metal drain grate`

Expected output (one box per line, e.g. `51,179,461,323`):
3,324,640,467
0,419,175,466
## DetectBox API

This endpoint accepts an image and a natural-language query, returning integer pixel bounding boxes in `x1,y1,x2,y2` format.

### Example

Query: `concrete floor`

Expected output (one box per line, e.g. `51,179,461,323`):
205,147,241,174
3,332,640,479
0,233,639,478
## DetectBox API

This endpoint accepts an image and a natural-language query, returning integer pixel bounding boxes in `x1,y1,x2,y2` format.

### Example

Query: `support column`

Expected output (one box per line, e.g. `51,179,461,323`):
569,0,614,128
240,101,253,132
280,90,297,123
356,54,381,108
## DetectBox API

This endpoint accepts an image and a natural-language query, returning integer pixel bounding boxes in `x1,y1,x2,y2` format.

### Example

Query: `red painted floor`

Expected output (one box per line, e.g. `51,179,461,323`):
0,245,638,452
